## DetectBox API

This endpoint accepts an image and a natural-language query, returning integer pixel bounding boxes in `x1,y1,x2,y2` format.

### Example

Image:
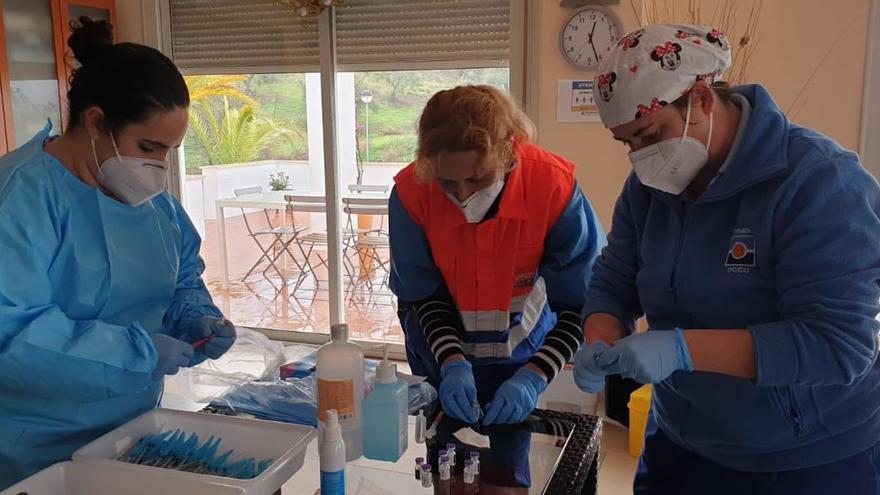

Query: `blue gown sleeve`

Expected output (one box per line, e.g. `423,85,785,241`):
161,196,223,339
0,171,157,401
750,157,880,387
581,175,645,334
539,183,606,310
389,187,444,302
530,184,606,379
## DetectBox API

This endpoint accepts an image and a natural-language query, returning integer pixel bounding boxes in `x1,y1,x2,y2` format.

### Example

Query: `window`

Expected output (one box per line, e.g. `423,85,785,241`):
1,0,63,147
167,0,519,347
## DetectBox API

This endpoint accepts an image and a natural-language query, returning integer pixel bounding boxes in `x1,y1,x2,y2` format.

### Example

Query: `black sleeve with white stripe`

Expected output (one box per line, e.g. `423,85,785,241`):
412,289,466,365
529,307,583,381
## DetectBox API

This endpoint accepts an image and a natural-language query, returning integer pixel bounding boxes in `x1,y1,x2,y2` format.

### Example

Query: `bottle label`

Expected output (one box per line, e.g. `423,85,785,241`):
398,396,408,455
320,469,345,494
318,378,355,422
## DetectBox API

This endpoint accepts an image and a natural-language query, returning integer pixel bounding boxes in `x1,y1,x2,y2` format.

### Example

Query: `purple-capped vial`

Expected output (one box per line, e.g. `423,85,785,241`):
470,452,480,474
439,456,451,480
421,463,433,488
463,459,476,483
446,443,456,466
415,457,424,479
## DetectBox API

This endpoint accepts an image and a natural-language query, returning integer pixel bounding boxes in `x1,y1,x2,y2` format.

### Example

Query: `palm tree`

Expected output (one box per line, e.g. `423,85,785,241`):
185,75,257,110
188,97,301,166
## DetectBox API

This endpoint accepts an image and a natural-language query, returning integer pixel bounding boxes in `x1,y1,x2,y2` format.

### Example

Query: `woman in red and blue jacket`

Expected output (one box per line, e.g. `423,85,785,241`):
390,85,605,426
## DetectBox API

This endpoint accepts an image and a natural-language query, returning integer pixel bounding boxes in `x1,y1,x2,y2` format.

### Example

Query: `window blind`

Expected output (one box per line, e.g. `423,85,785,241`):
169,0,320,73
169,0,510,73
336,0,510,71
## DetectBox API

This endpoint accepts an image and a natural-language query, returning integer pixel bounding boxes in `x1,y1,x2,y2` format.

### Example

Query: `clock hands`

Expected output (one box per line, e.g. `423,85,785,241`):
589,21,599,61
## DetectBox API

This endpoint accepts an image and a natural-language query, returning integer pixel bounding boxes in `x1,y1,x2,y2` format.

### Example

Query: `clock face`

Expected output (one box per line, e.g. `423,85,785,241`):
560,7,623,70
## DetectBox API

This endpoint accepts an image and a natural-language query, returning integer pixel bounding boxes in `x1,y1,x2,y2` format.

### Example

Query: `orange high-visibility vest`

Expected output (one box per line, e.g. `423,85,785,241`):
393,142,575,358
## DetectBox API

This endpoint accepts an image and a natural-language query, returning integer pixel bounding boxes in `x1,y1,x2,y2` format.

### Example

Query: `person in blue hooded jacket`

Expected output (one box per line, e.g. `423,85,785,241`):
0,18,236,489
574,24,880,494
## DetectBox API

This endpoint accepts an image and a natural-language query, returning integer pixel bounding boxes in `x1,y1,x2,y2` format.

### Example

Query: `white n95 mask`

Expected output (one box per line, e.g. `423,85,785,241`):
629,97,713,195
446,179,505,223
92,133,169,207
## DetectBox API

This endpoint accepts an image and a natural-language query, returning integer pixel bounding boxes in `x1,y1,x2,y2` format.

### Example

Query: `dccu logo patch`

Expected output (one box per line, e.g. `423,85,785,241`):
726,234,755,272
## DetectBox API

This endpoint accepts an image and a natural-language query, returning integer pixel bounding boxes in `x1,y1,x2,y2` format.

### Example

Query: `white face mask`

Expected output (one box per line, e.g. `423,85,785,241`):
446,179,505,223
92,133,169,207
628,97,713,195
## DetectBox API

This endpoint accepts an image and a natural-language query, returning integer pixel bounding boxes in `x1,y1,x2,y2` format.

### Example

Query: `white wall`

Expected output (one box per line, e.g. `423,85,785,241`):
114,0,145,44
199,161,311,221
185,175,206,238
361,163,405,187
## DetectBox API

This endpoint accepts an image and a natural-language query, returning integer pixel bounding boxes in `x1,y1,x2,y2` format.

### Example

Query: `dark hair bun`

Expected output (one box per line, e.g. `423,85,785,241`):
68,16,114,66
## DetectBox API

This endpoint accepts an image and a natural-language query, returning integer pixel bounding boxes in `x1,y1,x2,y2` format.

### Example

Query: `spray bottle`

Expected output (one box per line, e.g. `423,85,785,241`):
319,409,346,495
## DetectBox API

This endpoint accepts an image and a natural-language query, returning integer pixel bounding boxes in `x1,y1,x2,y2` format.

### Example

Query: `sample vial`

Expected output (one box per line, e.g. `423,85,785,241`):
415,410,427,444
421,464,433,488
446,443,456,466
463,459,475,484
414,457,424,480
470,451,480,475
439,455,451,480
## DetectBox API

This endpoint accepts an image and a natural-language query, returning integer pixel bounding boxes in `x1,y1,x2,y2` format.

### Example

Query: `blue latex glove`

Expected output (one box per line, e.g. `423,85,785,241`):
483,367,547,425
596,329,693,384
189,316,237,360
439,359,479,424
150,333,195,381
574,341,611,393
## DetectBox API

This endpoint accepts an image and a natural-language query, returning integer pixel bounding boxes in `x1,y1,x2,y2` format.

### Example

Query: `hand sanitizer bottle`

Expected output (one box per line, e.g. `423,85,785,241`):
363,345,408,461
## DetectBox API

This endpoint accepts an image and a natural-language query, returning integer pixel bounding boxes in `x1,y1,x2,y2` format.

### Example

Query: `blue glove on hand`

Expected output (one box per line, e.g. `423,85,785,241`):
440,359,479,424
189,316,237,360
574,341,611,393
596,329,693,384
150,333,194,381
483,367,547,425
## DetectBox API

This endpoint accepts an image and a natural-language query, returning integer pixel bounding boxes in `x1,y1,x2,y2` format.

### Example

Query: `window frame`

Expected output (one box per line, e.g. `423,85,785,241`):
860,0,880,178
154,0,530,349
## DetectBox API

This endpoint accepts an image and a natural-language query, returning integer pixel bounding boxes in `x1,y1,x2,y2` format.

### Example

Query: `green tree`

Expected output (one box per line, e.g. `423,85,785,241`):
188,97,301,166
185,75,257,110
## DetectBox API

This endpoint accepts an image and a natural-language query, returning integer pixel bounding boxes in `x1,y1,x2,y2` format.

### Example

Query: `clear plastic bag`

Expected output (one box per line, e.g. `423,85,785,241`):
168,328,286,403
214,376,320,427
211,366,438,427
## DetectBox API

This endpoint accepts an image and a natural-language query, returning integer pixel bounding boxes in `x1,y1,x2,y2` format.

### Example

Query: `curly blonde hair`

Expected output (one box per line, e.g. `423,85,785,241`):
415,85,534,183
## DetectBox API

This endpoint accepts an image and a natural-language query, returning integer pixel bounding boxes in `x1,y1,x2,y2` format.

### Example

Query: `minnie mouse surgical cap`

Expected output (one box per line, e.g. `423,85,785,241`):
593,24,732,129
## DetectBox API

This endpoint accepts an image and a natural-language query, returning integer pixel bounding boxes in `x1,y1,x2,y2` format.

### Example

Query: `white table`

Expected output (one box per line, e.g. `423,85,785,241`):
279,416,568,495
215,191,387,288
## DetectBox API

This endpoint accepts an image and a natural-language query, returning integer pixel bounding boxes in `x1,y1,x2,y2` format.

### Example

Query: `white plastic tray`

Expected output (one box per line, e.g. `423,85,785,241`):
72,408,316,495
0,461,245,495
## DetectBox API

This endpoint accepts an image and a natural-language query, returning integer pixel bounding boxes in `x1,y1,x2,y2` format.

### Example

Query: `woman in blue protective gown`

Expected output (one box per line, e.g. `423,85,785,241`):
0,18,237,488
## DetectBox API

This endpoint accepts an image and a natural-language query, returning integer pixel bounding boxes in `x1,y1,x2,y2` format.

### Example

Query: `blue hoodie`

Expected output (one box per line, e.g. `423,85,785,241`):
582,84,880,472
